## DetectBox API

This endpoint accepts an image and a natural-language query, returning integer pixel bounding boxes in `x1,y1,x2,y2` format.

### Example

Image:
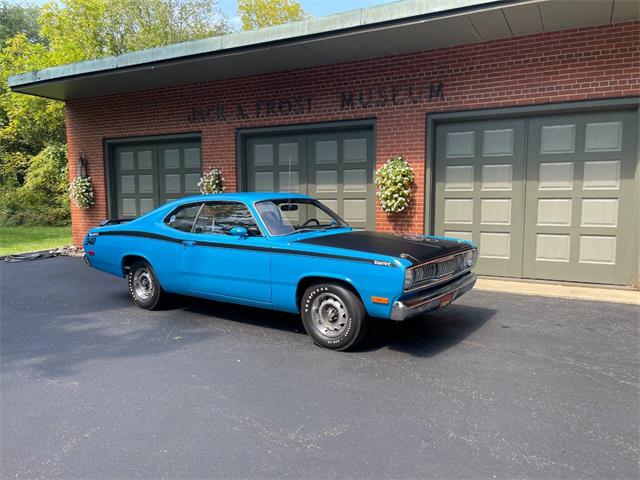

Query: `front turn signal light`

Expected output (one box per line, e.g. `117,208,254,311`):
371,296,390,305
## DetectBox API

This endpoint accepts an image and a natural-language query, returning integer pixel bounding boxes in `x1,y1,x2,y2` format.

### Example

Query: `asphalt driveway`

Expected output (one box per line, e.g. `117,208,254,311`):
1,257,638,479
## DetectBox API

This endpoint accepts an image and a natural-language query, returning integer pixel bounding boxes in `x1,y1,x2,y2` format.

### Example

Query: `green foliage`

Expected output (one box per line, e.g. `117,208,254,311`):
0,0,232,226
0,1,41,46
39,0,230,59
238,0,308,30
0,144,70,225
1,0,307,226
0,34,66,154
375,156,415,214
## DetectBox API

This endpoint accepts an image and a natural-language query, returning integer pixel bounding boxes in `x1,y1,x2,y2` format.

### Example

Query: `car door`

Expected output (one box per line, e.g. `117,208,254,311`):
178,201,272,304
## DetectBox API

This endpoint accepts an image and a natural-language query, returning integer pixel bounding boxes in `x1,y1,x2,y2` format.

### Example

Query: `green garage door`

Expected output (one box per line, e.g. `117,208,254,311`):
113,140,201,218
246,129,375,229
435,110,638,285
434,119,527,277
523,111,637,284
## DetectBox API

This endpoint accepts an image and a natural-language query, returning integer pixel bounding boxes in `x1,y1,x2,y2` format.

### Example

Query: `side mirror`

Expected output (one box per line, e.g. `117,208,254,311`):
230,226,248,238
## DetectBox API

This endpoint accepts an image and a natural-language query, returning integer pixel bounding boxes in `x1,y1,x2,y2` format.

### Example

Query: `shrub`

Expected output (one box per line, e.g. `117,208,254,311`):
0,144,70,226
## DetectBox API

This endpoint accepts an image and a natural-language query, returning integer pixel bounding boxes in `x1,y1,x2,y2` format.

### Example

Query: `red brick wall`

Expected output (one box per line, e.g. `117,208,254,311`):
66,21,640,245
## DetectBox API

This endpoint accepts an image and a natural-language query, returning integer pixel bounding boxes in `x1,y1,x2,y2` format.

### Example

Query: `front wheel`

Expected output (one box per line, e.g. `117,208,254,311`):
127,260,164,310
300,283,367,351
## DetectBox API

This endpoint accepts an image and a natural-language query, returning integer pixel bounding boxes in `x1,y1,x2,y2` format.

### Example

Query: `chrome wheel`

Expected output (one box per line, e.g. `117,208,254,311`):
133,267,154,301
310,292,348,338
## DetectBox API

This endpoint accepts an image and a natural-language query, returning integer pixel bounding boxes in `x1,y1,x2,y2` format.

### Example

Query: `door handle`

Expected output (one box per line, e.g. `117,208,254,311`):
181,240,195,247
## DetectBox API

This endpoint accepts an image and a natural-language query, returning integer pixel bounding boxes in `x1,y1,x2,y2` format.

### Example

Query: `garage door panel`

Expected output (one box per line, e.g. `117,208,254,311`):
523,110,637,285
445,165,474,191
435,119,526,278
481,164,513,191
482,128,515,157
113,140,201,218
308,131,375,229
247,136,307,196
246,130,375,229
480,198,512,225
114,147,158,218
435,109,637,285
479,232,512,260
157,142,202,206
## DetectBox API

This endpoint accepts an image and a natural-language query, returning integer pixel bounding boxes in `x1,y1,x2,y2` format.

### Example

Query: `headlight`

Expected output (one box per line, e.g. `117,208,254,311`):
403,268,413,290
464,249,477,268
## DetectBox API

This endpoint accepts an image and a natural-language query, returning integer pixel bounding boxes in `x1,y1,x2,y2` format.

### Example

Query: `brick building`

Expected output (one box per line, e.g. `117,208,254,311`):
9,0,640,286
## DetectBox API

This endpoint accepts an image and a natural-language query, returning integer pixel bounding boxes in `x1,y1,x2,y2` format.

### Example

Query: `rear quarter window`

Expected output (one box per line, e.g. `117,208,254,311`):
193,202,261,236
165,204,202,232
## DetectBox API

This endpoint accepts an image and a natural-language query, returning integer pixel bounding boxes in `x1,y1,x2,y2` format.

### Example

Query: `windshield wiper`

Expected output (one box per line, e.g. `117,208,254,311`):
282,227,318,236
281,224,346,236
324,224,347,230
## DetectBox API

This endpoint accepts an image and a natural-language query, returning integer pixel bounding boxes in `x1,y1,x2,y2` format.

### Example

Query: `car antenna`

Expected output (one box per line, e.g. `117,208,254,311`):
287,149,292,207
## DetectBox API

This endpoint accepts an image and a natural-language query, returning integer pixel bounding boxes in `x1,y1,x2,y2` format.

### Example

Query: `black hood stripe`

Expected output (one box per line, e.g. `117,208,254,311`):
296,230,472,265
96,230,396,266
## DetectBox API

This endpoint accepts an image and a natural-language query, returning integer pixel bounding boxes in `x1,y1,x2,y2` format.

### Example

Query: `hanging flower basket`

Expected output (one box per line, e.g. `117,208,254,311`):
374,156,415,214
69,176,95,209
198,168,225,194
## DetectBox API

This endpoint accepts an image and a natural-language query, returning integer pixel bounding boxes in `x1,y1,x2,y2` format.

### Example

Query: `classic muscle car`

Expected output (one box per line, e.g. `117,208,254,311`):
83,193,478,350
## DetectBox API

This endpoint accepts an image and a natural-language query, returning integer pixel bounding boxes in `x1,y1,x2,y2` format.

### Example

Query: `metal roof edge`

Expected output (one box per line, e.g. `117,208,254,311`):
8,0,503,89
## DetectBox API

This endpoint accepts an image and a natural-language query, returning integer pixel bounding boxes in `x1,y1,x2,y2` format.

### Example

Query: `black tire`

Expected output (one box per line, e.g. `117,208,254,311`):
300,283,367,351
127,260,164,310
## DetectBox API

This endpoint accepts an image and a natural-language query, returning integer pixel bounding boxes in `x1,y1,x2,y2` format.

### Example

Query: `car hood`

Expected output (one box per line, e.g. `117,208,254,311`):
295,230,473,266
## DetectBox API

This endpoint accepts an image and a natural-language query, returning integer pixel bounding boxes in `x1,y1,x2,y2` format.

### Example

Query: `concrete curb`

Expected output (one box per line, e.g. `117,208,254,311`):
475,278,640,306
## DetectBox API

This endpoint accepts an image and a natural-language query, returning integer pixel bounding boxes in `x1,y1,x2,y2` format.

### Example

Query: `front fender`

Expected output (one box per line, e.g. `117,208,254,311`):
270,255,403,318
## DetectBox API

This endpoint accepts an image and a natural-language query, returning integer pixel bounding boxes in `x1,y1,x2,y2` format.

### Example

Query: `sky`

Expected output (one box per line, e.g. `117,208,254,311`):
224,0,395,17
11,0,399,23
222,0,397,28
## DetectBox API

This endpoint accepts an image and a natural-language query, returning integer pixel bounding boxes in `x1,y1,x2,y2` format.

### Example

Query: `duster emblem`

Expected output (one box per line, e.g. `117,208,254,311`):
373,260,393,267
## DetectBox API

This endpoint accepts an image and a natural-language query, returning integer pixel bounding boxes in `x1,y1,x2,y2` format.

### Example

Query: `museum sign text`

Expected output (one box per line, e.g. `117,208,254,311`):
186,81,444,124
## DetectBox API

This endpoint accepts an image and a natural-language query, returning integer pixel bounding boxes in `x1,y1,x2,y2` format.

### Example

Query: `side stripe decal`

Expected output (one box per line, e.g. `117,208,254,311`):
98,230,396,266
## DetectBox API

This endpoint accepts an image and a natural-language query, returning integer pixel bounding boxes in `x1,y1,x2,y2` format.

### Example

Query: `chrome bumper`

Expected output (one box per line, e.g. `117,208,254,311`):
390,272,477,321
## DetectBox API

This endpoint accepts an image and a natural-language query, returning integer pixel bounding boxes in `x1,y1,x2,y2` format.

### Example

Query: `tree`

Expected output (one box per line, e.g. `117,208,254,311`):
238,0,309,31
0,0,231,226
0,1,41,46
38,0,230,60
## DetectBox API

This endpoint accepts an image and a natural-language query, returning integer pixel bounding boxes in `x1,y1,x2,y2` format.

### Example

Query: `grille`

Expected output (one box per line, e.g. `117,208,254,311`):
436,254,465,278
412,263,437,283
407,251,469,291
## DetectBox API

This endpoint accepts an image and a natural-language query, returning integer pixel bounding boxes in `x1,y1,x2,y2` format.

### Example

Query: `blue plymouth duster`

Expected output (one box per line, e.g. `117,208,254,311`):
83,193,477,350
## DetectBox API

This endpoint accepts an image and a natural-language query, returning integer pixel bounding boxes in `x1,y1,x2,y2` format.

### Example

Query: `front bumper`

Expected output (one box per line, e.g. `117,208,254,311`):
390,272,477,321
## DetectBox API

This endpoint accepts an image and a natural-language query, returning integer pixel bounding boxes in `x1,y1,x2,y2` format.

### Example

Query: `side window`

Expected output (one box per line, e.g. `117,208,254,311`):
193,202,261,236
165,204,202,232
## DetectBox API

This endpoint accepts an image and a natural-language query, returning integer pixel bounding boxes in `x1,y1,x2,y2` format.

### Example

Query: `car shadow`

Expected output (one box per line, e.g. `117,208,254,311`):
165,295,496,358
2,258,493,379
358,303,496,357
174,294,307,335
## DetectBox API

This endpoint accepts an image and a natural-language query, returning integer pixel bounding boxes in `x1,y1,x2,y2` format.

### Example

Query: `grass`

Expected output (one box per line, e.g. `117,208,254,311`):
0,226,72,256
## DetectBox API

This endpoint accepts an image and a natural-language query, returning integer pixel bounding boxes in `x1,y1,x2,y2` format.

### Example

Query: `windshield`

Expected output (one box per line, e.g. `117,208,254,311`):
255,199,349,236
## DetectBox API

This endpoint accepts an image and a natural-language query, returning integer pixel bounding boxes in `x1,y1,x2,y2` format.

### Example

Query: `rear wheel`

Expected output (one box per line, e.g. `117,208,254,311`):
127,260,164,310
300,283,367,351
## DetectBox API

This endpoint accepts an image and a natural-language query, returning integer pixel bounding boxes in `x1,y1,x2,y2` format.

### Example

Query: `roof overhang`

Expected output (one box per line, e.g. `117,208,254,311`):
8,0,639,101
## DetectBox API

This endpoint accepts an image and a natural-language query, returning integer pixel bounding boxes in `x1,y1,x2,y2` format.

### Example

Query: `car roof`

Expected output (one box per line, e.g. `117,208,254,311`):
172,192,311,204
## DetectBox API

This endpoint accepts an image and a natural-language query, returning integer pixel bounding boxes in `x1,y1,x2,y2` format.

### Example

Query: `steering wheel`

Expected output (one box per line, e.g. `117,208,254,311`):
301,218,320,228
